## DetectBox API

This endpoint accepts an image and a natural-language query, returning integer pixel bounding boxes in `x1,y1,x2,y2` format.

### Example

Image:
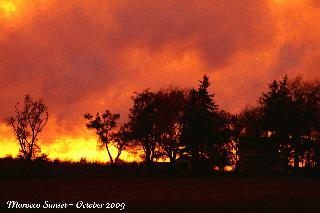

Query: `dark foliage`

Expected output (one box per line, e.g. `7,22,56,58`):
8,95,48,162
84,110,122,165
5,74,320,175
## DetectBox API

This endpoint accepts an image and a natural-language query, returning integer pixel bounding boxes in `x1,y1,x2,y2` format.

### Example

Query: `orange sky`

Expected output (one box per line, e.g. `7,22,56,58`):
0,0,319,162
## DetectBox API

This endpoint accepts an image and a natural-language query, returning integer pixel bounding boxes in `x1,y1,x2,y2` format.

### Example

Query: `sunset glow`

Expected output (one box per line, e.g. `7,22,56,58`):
1,1,17,18
0,0,319,163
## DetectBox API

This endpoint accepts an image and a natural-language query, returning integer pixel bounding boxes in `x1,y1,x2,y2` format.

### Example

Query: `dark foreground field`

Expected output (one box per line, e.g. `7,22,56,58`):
1,176,320,212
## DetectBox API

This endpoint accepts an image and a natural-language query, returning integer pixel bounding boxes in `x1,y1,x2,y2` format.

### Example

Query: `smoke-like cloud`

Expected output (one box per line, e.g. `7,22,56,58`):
0,0,319,159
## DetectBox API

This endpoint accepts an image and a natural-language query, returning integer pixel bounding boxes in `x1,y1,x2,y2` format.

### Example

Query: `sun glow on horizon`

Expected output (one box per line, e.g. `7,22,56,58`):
0,0,319,166
0,0,18,18
42,137,141,163
0,129,140,163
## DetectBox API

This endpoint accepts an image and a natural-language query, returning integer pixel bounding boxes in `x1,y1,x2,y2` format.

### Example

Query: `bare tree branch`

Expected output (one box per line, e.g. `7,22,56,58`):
8,95,48,161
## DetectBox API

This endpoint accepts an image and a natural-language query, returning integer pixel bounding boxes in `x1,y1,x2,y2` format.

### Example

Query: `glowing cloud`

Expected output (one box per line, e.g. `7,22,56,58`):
0,0,319,161
1,0,17,18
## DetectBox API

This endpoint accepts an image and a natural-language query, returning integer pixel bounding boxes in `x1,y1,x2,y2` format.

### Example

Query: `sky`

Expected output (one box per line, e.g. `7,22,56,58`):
0,0,319,162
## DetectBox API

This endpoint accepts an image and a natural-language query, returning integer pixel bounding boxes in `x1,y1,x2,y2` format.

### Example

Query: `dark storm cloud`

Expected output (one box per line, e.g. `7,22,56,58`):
110,0,275,68
1,0,318,143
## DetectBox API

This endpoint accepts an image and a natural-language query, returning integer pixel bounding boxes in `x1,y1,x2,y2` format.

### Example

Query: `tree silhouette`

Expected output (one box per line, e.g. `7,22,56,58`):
259,76,291,136
181,88,201,160
128,90,159,167
288,78,320,169
84,110,120,166
208,110,233,171
181,75,222,171
230,107,263,170
259,75,320,170
259,76,294,169
110,123,132,164
237,107,263,138
307,80,320,169
155,89,187,164
8,95,48,162
127,89,188,167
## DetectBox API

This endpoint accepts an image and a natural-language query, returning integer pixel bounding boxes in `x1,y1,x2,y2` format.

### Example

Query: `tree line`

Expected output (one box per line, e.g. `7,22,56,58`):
8,75,320,173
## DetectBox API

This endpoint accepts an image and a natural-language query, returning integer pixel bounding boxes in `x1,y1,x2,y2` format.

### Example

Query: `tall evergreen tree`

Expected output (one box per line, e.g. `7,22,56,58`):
259,76,293,168
181,75,224,171
258,75,320,169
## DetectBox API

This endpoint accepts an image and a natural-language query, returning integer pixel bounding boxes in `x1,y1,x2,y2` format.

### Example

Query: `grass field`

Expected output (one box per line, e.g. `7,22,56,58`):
1,176,320,212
